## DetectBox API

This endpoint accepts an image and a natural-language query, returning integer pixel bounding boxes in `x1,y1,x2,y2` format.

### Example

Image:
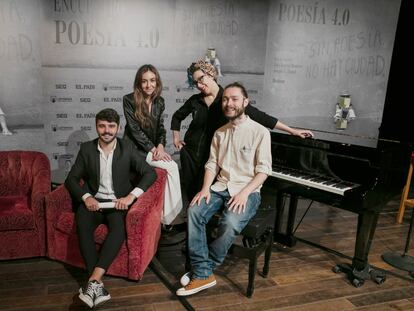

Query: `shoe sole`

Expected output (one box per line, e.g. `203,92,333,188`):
176,280,217,296
78,292,94,308
94,295,111,307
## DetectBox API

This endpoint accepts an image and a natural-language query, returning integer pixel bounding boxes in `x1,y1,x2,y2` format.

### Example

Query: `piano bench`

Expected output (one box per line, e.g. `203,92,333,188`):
209,206,275,298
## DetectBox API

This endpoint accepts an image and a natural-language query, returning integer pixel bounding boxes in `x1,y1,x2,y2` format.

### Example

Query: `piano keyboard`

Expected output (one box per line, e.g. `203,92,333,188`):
271,165,360,196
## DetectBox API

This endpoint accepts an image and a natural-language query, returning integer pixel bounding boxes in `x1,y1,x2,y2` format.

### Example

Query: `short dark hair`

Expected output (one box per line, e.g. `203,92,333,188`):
95,108,120,125
224,82,248,98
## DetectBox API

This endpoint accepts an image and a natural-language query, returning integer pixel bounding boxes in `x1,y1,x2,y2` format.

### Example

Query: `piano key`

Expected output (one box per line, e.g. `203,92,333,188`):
270,169,360,196
321,179,338,186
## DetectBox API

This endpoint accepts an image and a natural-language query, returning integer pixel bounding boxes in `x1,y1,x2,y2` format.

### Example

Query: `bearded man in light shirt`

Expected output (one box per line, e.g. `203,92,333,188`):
176,82,272,296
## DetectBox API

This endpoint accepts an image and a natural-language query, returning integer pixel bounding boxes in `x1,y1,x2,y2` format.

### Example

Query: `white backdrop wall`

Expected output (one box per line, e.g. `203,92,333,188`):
1,0,268,179
0,0,401,181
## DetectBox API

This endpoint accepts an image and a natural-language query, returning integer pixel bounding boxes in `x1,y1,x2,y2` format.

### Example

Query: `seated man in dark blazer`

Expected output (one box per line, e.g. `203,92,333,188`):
65,108,156,308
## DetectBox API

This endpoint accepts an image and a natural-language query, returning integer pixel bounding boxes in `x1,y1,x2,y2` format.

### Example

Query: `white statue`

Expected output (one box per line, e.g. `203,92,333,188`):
333,94,356,130
0,107,12,135
205,47,223,77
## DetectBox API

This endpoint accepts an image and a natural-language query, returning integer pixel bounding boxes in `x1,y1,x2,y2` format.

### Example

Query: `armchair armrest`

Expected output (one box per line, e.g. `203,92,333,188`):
45,185,74,225
31,154,51,228
30,152,51,257
125,168,167,278
45,184,75,259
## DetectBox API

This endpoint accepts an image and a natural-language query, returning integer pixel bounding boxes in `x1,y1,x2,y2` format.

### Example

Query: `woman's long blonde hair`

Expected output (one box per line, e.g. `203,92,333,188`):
133,64,163,129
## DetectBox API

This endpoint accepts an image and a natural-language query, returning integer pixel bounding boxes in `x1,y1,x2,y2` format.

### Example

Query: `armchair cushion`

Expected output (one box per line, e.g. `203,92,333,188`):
0,196,28,211
0,196,33,231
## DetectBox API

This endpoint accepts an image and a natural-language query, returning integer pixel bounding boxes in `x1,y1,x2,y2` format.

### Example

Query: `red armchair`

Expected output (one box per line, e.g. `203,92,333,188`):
0,151,51,260
45,167,167,281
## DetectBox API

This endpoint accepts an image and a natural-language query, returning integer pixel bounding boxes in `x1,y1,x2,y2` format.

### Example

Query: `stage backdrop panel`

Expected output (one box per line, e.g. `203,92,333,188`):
262,0,401,147
41,0,268,73
0,0,45,151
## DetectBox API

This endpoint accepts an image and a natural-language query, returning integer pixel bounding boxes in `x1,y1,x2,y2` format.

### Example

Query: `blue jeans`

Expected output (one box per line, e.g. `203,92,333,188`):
188,189,261,279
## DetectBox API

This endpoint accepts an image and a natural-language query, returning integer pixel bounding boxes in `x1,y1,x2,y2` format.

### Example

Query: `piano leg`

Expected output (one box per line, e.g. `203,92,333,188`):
333,209,386,287
274,191,298,247
353,209,379,270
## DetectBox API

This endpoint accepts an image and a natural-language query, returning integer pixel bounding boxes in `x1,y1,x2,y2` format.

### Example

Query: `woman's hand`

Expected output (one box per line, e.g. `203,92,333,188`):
292,129,314,138
153,144,172,161
174,139,186,150
173,130,186,150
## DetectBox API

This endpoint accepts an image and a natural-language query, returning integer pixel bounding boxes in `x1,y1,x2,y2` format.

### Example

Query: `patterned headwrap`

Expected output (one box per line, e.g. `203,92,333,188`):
187,59,218,81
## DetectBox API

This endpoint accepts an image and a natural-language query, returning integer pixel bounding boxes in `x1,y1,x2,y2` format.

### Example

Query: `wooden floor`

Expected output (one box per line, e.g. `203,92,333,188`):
1,195,414,310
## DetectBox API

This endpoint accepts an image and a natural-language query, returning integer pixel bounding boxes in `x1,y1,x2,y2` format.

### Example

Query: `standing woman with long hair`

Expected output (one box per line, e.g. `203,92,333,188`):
123,64,183,225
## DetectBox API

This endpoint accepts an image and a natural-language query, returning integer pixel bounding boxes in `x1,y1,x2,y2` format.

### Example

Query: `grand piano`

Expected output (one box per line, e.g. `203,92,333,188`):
268,130,408,287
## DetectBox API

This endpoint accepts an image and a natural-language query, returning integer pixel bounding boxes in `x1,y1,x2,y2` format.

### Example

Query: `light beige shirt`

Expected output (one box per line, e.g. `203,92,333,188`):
205,116,272,196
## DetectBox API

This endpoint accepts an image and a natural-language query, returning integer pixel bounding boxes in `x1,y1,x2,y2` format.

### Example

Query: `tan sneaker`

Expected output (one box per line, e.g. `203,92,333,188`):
176,274,216,296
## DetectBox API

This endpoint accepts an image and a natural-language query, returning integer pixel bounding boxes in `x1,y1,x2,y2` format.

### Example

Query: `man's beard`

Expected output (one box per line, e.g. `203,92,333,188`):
224,106,245,121
99,133,116,143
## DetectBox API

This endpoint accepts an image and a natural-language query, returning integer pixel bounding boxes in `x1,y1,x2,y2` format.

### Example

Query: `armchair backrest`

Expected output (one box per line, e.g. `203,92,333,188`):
0,151,51,197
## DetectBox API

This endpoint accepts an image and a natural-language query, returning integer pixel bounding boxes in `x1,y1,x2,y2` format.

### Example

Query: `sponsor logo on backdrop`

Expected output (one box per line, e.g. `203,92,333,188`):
80,97,92,102
76,113,95,118
56,113,68,118
162,86,170,91
103,84,124,91
80,126,92,131
51,124,74,132
176,85,196,93
104,97,122,103
176,98,187,104
52,153,75,161
247,89,258,94
76,84,95,90
57,141,69,147
55,84,67,89
50,96,73,103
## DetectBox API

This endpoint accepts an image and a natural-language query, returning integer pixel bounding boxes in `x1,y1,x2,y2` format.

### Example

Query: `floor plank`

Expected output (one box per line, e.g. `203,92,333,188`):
1,195,414,310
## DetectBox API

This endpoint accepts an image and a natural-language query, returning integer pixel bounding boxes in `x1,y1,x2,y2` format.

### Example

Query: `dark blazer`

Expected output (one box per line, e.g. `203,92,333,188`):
123,93,167,153
65,138,157,203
